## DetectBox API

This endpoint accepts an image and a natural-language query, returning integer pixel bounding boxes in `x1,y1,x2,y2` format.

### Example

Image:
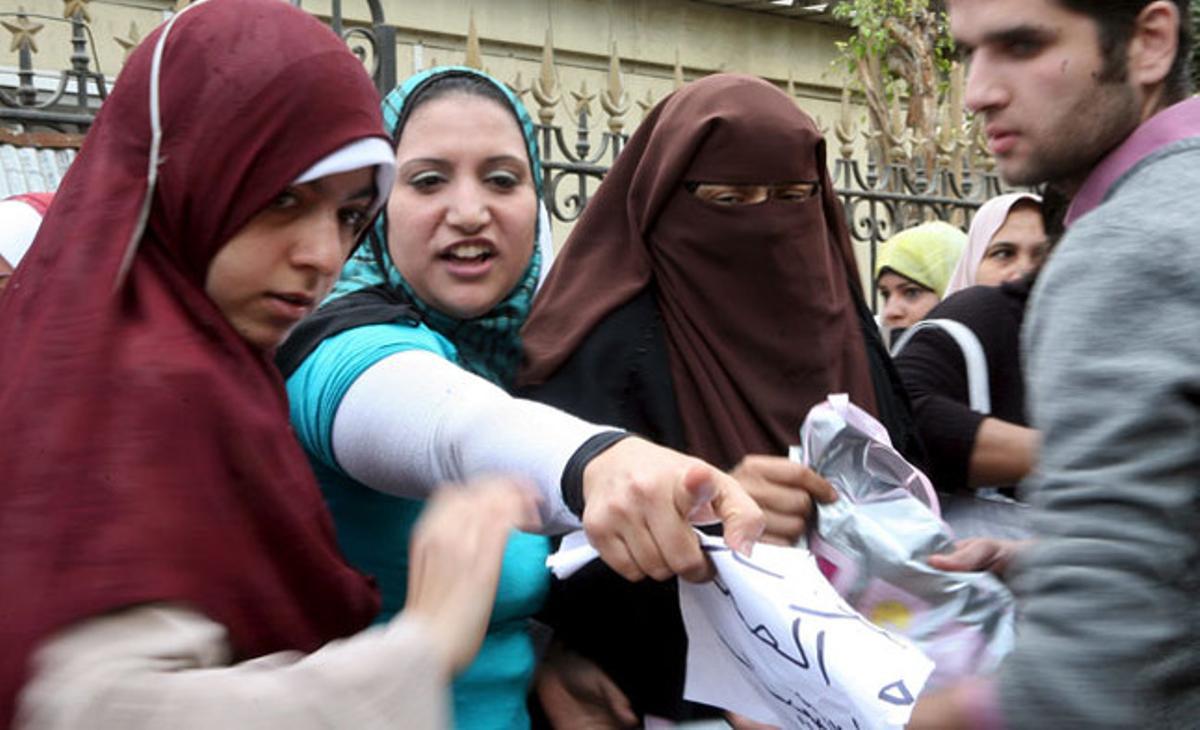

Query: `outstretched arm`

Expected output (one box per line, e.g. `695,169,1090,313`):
332,350,765,581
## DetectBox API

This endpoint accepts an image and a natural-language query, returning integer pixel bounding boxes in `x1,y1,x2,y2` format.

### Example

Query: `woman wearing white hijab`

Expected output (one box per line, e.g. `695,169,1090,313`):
894,193,1050,505
944,192,1046,296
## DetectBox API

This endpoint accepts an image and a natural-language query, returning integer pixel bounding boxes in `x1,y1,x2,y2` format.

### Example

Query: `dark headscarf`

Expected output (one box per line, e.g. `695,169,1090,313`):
0,1,385,723
519,73,877,466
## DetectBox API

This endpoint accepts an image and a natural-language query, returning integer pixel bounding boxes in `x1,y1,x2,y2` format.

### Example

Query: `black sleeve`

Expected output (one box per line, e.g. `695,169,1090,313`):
893,284,1028,494
517,288,687,451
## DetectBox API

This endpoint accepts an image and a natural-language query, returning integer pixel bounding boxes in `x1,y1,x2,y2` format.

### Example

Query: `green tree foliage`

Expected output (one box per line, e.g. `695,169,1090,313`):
833,0,956,158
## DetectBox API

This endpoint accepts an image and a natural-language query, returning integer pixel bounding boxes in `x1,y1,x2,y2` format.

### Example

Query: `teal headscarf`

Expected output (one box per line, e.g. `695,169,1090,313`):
329,66,544,387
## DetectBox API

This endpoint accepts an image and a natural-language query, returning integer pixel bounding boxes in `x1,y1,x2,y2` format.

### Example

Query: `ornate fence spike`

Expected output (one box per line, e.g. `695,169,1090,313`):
62,0,91,23
507,70,530,102
2,8,43,108
636,87,656,120
885,95,909,164
115,22,140,63
970,115,994,172
464,10,483,70
814,115,829,137
834,88,857,160
912,127,934,178
935,102,958,169
4,10,44,54
599,40,629,134
673,48,684,89
571,79,595,117
530,26,560,125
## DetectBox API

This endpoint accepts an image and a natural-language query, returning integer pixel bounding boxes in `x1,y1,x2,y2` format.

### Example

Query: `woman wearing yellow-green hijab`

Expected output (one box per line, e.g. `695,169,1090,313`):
875,221,966,330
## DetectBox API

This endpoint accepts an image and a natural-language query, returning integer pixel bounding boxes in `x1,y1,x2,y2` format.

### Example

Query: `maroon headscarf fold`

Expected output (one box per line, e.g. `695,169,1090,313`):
0,0,386,723
520,74,876,466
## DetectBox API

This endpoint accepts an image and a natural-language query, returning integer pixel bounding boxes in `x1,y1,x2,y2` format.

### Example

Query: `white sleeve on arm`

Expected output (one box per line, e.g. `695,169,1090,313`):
17,604,448,730
331,349,607,533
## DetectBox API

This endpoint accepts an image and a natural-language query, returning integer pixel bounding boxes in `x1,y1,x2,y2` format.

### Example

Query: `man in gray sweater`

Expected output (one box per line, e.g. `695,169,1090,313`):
908,1,1199,728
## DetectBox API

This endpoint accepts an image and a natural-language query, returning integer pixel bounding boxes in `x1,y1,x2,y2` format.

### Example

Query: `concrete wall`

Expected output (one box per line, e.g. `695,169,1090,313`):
2,0,857,134
3,0,876,259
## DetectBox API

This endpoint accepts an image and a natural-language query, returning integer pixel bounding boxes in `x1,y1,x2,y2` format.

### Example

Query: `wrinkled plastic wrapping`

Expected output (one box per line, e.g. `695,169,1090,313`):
798,395,1015,688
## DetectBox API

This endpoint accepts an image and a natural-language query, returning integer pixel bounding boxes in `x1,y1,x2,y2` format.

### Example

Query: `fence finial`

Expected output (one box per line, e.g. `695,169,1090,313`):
970,115,994,172
4,10,44,54
936,102,958,169
62,0,91,23
115,22,141,62
464,9,483,70
508,71,530,102
531,27,560,125
600,40,629,134
637,88,656,120
571,79,595,117
835,87,857,160
673,48,684,89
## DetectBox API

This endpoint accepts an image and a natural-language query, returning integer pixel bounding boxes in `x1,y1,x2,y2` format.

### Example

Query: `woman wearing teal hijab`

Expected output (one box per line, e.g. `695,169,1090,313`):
280,67,764,729
323,66,545,386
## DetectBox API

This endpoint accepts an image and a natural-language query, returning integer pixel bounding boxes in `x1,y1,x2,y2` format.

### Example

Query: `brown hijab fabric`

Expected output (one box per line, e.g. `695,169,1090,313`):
0,0,385,723
520,74,877,466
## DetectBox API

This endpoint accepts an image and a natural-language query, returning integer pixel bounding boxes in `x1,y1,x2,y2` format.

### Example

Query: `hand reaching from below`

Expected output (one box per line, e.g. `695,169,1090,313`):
927,537,1028,578
401,477,542,675
535,643,638,729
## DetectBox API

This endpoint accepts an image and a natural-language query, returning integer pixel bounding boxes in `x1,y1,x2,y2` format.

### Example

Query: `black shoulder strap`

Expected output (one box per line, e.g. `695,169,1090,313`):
275,285,419,378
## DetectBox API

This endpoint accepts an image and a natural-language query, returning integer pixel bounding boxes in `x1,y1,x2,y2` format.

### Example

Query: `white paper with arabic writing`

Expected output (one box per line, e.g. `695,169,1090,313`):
546,530,934,730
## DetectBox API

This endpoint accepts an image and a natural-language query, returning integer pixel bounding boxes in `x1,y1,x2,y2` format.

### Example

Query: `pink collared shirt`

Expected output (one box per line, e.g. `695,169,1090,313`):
1065,97,1200,228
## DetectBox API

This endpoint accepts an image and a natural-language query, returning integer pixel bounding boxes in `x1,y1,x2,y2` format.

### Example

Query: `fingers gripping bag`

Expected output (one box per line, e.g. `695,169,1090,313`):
796,394,1015,688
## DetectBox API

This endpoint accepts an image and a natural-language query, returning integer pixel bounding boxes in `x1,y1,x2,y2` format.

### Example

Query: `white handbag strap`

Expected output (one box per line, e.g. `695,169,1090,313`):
890,319,992,414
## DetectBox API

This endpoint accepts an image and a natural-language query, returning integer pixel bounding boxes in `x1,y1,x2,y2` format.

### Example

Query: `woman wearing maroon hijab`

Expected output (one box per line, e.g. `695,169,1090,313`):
0,1,537,727
518,74,914,721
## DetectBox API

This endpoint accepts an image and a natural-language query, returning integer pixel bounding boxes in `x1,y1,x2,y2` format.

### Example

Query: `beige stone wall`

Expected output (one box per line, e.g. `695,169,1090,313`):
3,0,858,135
333,0,855,135
4,0,877,256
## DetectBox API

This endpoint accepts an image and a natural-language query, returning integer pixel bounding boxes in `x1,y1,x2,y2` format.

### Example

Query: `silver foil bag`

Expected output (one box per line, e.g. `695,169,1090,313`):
798,395,1016,688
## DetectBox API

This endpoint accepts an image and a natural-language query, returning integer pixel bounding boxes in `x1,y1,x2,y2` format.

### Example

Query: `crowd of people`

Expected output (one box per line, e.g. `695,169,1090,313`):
0,0,1195,728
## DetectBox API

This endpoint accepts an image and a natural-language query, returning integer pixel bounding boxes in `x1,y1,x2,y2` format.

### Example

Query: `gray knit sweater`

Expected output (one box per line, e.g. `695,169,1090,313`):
1000,138,1200,728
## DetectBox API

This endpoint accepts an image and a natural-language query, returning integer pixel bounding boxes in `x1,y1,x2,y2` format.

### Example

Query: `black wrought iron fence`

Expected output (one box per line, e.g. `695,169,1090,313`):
1,0,1007,295
0,7,105,133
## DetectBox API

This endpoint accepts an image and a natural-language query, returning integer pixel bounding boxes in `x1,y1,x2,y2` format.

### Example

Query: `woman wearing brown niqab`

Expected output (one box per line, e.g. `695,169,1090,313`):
520,73,901,466
519,73,912,721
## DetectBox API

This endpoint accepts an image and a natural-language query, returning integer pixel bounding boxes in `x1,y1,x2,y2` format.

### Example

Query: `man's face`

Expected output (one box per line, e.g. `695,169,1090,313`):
949,0,1142,191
